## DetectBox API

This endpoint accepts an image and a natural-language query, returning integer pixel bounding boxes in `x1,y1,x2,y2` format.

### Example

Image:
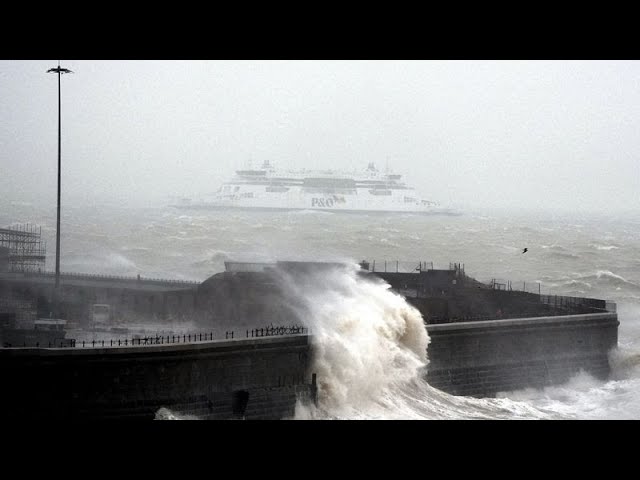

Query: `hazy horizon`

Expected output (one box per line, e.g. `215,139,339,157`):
1,60,638,215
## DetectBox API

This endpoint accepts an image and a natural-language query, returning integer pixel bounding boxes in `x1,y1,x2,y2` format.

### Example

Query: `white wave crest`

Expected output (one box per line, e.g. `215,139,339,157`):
591,244,620,251
596,270,628,282
276,264,428,417
154,407,200,420
283,263,560,419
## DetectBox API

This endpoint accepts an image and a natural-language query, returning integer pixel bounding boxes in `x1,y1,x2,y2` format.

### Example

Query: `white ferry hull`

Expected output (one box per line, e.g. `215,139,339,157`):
170,162,458,215
171,200,458,215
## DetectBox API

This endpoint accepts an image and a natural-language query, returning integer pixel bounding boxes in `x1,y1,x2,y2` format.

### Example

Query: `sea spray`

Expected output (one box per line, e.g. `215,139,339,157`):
154,407,200,420
283,263,565,420
273,263,429,418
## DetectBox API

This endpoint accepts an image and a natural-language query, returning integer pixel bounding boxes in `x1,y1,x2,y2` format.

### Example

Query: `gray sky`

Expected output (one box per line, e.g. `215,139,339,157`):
1,60,638,213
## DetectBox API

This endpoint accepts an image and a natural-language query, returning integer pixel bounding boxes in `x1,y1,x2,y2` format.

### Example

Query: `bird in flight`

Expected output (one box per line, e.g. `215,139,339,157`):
522,248,528,254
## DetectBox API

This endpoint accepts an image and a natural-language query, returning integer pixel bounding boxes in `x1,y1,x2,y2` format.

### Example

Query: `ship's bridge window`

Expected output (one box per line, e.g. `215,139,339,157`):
266,186,290,193
369,189,392,196
236,170,267,176
404,196,416,203
241,192,254,198
305,188,356,195
303,178,356,189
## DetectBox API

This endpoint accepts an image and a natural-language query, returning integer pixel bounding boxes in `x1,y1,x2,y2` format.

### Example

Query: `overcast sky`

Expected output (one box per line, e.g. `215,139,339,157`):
1,60,638,213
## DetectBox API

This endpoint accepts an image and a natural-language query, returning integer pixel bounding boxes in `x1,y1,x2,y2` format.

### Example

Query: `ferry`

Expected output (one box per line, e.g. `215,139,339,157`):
171,161,457,215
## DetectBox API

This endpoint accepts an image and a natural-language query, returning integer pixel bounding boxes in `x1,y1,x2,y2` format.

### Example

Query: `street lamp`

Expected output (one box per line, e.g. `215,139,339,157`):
47,61,72,300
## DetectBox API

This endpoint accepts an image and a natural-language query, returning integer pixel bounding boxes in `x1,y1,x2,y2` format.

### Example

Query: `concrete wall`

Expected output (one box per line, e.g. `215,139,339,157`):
0,272,199,326
0,247,9,273
374,270,606,323
0,335,315,420
425,312,619,396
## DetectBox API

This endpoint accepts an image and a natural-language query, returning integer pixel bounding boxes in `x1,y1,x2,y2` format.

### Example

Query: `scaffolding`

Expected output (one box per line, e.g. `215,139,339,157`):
0,224,47,273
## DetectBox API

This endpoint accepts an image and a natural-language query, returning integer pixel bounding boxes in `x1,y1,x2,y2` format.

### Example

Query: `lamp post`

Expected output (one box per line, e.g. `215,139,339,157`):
47,61,72,306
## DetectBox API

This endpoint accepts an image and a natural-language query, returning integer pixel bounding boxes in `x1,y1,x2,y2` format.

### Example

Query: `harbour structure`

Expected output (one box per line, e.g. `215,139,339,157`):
0,331,317,420
0,259,620,418
366,261,618,396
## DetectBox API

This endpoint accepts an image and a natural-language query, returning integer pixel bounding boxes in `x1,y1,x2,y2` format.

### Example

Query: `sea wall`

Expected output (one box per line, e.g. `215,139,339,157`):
0,271,199,326
425,312,619,396
0,334,315,420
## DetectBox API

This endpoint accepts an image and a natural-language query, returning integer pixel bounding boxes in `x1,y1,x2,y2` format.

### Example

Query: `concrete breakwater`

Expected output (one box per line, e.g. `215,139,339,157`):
0,334,316,420
425,311,619,397
0,311,620,419
0,265,622,418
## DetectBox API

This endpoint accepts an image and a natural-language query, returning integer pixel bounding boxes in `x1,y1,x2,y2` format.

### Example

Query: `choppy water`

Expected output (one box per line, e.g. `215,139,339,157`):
3,202,640,419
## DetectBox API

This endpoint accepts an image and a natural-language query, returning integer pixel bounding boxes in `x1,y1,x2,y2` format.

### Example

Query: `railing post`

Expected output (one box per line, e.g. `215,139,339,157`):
311,373,318,406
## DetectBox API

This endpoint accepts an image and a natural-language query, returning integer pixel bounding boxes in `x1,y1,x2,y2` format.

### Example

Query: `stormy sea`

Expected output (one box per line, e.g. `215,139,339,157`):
3,202,640,420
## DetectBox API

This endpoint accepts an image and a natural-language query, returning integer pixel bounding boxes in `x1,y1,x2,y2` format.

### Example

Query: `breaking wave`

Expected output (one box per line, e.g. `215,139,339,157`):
281,263,428,417
590,244,620,251
286,264,563,419
562,279,593,290
573,271,640,292
154,407,200,420
64,252,138,274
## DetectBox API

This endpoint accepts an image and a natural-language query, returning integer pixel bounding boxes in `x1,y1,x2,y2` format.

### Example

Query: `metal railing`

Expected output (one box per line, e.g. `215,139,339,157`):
243,325,308,338
427,308,614,325
2,270,201,286
2,324,309,349
426,295,614,324
362,260,436,273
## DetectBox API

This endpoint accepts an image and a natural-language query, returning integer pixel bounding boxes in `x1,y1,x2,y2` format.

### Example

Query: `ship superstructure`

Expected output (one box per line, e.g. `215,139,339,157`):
172,161,455,214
